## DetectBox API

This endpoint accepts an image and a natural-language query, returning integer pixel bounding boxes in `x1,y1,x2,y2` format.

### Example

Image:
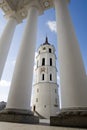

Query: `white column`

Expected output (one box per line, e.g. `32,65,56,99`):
54,0,87,109
0,17,17,79
6,6,39,110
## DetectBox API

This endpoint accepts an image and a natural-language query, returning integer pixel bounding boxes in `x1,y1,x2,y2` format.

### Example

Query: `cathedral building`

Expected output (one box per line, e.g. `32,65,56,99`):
32,37,59,118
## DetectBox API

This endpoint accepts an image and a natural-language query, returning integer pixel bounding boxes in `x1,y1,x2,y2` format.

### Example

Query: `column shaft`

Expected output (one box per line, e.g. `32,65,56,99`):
6,7,39,110
54,0,87,109
0,17,17,79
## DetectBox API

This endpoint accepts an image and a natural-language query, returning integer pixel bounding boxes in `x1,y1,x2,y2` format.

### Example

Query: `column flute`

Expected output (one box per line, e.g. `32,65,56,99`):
6,6,39,112
0,17,17,79
53,0,87,109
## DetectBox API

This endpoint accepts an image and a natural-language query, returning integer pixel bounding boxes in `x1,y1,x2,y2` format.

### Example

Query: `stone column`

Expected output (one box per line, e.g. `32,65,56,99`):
54,0,87,109
0,17,17,79
6,6,39,111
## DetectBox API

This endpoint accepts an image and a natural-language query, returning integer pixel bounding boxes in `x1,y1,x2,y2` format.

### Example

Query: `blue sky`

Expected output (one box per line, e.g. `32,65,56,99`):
0,0,87,101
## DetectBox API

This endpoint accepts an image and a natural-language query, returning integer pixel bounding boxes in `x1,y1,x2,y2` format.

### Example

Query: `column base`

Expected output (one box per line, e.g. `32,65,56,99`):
0,108,39,124
50,108,87,128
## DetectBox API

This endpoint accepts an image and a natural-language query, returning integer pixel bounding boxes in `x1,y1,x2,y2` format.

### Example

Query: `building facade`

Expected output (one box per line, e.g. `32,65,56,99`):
32,37,59,118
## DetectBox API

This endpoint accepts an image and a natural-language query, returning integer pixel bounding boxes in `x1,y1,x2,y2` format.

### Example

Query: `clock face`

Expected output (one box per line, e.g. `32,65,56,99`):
40,67,46,73
40,67,48,73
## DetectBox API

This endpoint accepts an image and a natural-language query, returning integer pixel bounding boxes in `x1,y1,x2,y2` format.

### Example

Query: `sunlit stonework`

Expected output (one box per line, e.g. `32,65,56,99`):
0,0,70,22
0,0,87,128
0,0,54,22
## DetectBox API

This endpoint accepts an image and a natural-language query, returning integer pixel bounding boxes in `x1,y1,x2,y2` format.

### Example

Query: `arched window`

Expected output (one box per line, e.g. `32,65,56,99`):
49,48,52,53
42,58,45,66
33,105,36,111
42,74,45,80
50,74,52,81
50,58,52,66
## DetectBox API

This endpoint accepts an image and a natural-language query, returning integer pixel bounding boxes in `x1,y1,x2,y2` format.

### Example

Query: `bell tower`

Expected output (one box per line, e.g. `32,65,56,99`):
32,37,59,118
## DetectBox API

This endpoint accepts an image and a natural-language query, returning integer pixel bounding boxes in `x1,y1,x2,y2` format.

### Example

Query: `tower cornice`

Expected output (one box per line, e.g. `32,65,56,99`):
33,82,58,87
35,65,57,72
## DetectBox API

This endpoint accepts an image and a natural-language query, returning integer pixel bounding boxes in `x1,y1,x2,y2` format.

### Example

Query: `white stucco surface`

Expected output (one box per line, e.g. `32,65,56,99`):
6,6,39,110
54,0,87,109
0,17,17,79
32,42,59,118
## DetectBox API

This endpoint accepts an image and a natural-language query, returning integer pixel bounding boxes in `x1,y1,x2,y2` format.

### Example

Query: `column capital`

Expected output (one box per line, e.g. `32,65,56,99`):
0,0,54,21
4,11,23,24
6,3,39,110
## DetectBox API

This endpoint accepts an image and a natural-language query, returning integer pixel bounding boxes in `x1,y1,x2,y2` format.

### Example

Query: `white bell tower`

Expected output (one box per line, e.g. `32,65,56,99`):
32,37,59,119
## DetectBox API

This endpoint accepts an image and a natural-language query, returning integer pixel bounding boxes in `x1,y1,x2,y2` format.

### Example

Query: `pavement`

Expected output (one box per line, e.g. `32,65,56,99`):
0,122,86,130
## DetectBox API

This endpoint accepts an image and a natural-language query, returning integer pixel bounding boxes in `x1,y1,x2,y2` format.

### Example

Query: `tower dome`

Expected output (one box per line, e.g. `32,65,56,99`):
32,37,59,118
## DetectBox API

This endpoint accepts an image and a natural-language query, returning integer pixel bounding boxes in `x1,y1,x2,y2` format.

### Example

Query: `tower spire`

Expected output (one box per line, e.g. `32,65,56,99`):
43,35,50,45
45,35,48,43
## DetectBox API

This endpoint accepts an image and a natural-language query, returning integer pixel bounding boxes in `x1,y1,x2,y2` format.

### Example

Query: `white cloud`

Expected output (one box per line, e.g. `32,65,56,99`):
0,80,11,101
0,80,11,87
47,21,57,33
34,65,36,72
57,75,60,84
57,75,60,81
34,52,38,63
33,52,38,71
